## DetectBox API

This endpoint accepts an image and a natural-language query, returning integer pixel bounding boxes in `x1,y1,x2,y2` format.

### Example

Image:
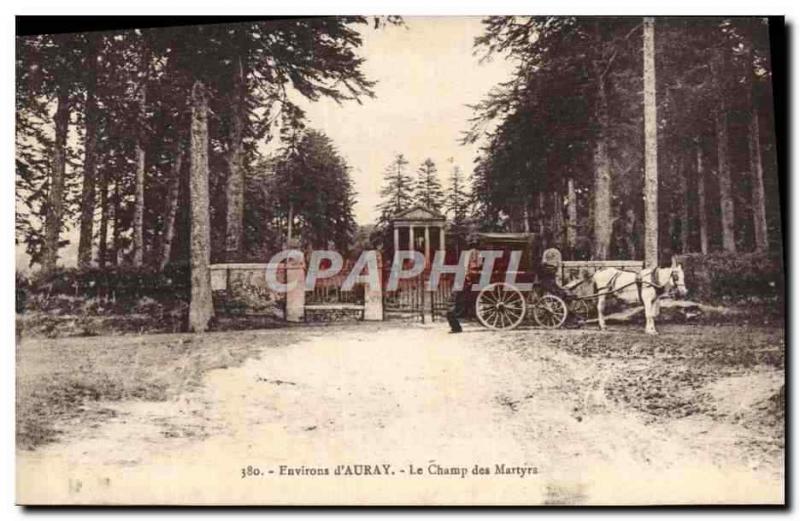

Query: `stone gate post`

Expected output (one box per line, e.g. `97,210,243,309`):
363,251,383,321
285,255,306,322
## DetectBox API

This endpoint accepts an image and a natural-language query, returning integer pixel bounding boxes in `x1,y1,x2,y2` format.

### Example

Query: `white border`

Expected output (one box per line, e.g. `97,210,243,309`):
3,2,797,519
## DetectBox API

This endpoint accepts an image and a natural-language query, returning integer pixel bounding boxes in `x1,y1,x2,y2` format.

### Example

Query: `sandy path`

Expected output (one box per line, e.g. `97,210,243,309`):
17,323,783,505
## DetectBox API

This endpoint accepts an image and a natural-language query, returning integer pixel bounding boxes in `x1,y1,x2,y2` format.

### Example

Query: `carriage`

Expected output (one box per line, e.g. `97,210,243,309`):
467,232,592,331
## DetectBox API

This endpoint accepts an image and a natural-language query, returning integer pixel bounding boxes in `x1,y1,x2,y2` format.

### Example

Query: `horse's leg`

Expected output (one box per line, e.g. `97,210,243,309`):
597,294,606,331
643,290,657,335
653,298,661,317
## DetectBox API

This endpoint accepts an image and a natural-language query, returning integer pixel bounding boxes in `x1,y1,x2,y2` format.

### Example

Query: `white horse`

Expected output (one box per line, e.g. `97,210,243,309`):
591,258,688,335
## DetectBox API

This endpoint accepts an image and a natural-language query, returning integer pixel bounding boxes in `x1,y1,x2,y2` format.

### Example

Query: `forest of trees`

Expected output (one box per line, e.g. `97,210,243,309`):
15,17,784,329
465,17,781,263
15,19,393,279
245,129,358,255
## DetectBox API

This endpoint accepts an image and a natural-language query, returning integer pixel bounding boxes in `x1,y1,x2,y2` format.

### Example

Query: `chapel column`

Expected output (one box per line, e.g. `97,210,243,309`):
424,226,430,268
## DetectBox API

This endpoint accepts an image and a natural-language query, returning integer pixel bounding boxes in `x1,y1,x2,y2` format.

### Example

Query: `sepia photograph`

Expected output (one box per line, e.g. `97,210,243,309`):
13,14,785,505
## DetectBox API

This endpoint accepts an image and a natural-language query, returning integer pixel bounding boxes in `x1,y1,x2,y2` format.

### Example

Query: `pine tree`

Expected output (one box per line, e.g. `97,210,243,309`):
16,35,57,267
445,163,470,222
221,18,380,260
370,154,414,252
17,33,87,271
270,129,357,250
413,158,444,212
377,154,414,225
444,161,471,252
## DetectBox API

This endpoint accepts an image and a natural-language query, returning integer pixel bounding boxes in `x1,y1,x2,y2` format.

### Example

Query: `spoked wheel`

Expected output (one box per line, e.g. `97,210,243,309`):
531,293,568,329
475,282,526,330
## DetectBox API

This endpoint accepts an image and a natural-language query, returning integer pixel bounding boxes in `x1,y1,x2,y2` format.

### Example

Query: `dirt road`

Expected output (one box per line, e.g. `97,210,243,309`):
17,322,784,505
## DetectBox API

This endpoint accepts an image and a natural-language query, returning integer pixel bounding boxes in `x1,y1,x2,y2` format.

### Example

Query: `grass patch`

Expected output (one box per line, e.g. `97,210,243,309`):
16,329,302,450
537,325,785,442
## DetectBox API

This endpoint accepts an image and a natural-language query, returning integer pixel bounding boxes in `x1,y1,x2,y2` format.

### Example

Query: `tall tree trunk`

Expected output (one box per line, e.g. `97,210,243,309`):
624,210,639,259
591,26,613,261
552,190,564,248
712,49,736,253
224,52,246,261
111,181,120,266
287,202,295,244
78,38,99,269
678,157,689,253
132,49,148,267
42,87,70,274
98,169,109,268
749,105,768,251
533,191,542,238
696,140,709,254
667,209,677,255
159,142,184,270
566,178,577,254
592,136,612,260
189,81,214,332
715,107,736,253
643,17,659,267
522,204,530,233
744,38,769,252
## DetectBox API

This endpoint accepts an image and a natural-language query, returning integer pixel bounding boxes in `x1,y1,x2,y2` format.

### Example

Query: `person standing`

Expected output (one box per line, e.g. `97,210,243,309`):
445,246,480,333
446,285,467,333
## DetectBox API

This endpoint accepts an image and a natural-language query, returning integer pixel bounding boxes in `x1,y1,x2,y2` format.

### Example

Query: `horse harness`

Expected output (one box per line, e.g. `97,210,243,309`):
636,269,666,303
598,267,676,304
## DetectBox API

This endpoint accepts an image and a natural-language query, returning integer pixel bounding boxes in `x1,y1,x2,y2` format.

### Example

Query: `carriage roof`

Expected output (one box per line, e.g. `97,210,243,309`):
474,232,542,272
476,232,537,243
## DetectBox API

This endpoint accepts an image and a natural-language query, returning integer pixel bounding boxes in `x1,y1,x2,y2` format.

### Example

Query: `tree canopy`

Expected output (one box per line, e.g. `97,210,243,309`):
467,16,779,260
16,17,389,270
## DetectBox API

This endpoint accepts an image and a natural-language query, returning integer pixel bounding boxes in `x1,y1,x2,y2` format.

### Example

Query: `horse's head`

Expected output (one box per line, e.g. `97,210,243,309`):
670,257,688,297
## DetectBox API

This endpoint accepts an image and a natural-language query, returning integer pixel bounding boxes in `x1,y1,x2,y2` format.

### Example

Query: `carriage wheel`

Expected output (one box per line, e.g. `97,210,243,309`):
570,298,592,324
475,282,526,330
531,293,568,329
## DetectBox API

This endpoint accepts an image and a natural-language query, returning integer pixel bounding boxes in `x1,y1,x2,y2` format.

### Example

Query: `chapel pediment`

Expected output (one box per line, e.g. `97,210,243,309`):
392,206,446,222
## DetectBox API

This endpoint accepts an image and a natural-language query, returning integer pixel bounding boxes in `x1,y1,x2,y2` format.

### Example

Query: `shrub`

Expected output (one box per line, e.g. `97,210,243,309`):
25,264,190,308
20,265,191,336
16,271,29,313
676,252,784,303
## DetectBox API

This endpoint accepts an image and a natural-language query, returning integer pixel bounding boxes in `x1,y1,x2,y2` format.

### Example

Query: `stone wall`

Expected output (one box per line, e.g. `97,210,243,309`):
209,261,383,322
